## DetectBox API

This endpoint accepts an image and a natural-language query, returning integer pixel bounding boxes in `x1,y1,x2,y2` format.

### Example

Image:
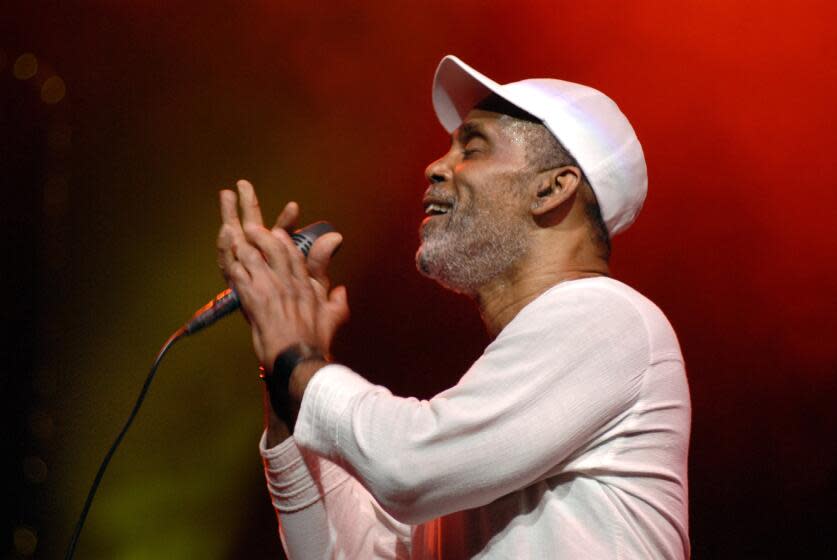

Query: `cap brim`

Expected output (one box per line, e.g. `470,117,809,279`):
432,55,506,133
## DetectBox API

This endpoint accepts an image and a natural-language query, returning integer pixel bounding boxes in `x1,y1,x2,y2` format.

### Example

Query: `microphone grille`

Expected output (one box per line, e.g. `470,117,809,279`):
291,221,335,256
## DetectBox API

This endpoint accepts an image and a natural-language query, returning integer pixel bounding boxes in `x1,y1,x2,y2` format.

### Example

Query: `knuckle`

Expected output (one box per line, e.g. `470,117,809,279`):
228,267,246,283
243,223,262,236
274,228,292,245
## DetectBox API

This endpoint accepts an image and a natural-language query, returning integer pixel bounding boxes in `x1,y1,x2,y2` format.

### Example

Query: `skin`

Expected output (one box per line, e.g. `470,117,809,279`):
217,183,347,445
217,108,609,446
419,109,610,336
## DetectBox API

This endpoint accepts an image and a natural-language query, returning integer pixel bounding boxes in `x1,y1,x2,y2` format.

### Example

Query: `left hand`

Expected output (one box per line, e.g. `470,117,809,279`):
216,180,349,371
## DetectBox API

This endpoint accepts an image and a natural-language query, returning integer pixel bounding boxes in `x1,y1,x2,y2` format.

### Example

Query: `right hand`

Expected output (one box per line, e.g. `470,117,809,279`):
215,181,349,367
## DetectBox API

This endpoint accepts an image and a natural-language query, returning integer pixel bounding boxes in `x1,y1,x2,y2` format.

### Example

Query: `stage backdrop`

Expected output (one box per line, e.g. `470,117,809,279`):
2,1,835,558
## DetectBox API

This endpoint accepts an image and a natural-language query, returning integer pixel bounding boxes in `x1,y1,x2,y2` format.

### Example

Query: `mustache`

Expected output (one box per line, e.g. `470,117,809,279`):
424,188,457,206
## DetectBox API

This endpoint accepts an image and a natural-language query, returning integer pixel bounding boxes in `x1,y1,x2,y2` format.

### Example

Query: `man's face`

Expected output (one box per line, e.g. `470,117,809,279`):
416,109,536,294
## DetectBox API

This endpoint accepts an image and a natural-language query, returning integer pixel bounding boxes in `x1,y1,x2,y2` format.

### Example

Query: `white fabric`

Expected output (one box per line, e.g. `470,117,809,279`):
432,55,648,237
261,277,691,559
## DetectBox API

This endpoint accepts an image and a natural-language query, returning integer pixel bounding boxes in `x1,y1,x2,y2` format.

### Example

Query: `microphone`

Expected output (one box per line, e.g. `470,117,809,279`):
183,221,335,335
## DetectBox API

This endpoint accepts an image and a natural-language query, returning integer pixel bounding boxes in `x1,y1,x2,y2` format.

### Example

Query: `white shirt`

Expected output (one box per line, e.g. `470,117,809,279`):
260,277,691,559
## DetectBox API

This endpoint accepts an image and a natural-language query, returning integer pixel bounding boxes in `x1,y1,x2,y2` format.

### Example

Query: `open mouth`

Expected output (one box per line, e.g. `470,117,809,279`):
424,201,453,216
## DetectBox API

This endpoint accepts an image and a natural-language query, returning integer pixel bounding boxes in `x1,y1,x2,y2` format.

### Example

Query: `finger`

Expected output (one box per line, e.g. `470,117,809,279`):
220,189,242,229
219,190,249,277
328,285,350,325
237,179,265,228
272,201,300,233
243,222,288,275
307,232,343,291
274,228,308,284
235,239,273,281
217,223,241,274
227,259,251,284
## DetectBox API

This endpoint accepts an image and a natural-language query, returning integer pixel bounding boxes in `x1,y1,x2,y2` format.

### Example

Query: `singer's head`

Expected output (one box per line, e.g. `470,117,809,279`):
416,56,646,299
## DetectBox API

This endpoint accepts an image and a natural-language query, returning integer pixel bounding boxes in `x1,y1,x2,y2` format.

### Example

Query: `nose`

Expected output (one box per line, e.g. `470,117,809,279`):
424,152,453,185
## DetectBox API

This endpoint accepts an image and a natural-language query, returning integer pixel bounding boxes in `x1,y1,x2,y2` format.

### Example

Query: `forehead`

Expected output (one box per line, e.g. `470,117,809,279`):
452,109,536,151
452,109,508,140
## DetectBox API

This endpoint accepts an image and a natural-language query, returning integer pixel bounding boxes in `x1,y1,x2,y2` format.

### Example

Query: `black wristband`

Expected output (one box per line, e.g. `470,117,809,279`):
260,344,323,430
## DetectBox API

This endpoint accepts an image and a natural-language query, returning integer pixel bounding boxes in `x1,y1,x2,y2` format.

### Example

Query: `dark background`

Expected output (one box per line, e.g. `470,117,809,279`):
2,1,835,558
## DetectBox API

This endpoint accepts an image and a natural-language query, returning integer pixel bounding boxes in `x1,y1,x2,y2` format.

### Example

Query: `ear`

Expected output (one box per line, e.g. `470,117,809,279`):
530,166,582,217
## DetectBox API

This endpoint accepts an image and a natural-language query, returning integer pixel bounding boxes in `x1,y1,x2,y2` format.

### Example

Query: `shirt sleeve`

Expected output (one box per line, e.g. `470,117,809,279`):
293,284,652,525
260,433,412,559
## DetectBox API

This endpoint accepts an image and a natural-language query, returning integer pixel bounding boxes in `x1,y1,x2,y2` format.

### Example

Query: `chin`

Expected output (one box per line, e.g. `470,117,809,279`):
415,245,477,296
415,245,440,280
415,246,431,276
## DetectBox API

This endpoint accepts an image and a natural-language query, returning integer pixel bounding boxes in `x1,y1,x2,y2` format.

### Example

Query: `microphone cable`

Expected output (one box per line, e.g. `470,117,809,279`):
64,326,186,560
64,221,334,560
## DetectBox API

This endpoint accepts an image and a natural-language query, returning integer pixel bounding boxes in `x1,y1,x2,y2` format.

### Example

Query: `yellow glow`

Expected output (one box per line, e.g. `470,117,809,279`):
13,53,38,80
42,75,67,104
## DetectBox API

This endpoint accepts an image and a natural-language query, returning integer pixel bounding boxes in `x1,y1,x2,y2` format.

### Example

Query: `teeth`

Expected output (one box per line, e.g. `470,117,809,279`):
425,203,450,216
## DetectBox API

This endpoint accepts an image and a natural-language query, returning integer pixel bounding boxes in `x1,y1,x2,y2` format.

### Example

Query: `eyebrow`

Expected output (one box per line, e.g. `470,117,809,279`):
451,121,488,146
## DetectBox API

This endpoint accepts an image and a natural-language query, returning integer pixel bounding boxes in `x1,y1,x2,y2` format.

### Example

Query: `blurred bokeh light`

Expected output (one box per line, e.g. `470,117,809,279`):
13,52,37,80
40,75,66,104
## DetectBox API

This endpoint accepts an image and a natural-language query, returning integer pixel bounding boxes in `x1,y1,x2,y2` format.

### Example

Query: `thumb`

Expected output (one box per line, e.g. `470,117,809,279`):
308,232,343,289
328,285,350,326
272,201,300,233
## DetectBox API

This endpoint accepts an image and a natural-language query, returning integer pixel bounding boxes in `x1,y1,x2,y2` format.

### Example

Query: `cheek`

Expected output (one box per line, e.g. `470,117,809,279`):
453,164,528,214
453,166,496,201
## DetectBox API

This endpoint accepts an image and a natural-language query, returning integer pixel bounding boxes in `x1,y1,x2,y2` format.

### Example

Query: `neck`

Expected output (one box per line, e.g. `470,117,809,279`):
474,235,610,338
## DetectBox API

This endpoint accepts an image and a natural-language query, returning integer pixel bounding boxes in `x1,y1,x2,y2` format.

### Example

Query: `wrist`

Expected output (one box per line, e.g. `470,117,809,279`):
288,358,328,402
263,390,292,447
261,344,326,430
261,341,322,376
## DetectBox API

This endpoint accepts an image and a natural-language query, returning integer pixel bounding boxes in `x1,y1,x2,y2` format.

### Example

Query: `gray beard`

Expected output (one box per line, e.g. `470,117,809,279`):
416,205,529,295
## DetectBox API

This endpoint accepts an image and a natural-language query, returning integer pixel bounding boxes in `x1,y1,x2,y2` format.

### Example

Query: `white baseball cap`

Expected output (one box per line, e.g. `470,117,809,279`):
432,55,647,237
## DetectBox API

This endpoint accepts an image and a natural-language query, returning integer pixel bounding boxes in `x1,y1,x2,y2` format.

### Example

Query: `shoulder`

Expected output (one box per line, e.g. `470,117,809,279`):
583,277,684,364
499,277,682,365
510,276,651,332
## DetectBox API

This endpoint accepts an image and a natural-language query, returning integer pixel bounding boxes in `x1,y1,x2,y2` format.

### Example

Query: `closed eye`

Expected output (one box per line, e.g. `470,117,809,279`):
454,122,490,159
462,137,487,159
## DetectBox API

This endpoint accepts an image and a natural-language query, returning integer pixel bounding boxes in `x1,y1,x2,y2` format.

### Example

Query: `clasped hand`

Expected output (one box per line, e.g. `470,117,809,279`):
216,180,349,372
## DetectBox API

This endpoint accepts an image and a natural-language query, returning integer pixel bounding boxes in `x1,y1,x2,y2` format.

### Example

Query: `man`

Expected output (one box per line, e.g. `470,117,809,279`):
217,55,691,559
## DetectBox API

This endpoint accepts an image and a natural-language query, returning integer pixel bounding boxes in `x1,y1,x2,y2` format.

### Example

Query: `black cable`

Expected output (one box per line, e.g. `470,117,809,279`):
63,223,334,558
64,326,187,560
